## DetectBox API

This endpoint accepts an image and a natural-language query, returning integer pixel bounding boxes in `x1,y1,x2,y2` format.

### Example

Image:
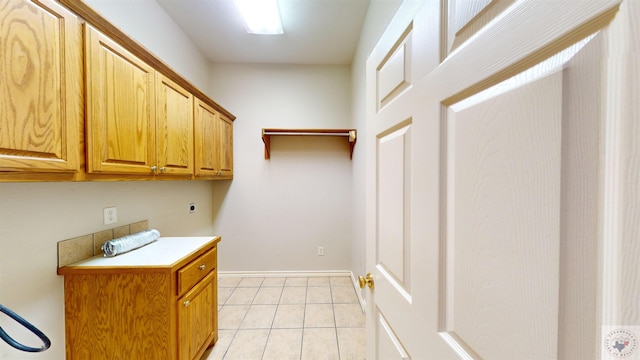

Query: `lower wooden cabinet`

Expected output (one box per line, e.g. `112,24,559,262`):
58,237,219,360
178,271,217,360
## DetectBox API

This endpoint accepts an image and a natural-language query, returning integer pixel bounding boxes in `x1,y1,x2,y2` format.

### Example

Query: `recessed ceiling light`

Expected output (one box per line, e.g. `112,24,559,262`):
233,0,284,35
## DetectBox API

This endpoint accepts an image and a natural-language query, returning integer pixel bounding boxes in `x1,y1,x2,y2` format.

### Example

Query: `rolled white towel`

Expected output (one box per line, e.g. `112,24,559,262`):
101,229,161,257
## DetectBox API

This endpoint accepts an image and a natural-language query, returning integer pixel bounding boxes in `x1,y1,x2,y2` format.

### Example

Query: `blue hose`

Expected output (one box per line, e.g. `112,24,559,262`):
0,304,51,352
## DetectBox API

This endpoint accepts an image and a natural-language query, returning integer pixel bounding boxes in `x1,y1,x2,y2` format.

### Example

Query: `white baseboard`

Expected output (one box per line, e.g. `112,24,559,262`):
218,270,366,313
218,270,352,278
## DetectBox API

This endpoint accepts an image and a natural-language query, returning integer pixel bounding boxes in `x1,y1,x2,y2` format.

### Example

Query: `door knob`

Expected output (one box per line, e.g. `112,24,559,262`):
358,273,374,289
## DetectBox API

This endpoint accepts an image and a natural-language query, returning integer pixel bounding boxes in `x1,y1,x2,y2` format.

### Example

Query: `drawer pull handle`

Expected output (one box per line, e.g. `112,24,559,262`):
199,264,206,271
183,300,190,307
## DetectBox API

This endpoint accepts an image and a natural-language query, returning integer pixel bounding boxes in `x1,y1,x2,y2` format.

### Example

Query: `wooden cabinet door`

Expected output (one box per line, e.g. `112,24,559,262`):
177,271,216,360
156,73,193,176
215,113,233,178
194,99,217,177
85,25,156,174
0,0,82,172
194,98,233,178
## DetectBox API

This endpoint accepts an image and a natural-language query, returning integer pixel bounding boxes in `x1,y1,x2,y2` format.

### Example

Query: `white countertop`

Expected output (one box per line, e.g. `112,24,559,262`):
65,236,218,268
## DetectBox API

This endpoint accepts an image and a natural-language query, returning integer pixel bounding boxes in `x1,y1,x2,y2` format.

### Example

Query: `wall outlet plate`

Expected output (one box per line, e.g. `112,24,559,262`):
104,207,117,225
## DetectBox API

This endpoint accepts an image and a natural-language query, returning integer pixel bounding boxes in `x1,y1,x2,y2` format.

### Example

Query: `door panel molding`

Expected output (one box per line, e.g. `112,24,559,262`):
443,72,563,359
377,310,411,359
439,31,606,358
377,25,413,110
435,1,620,105
377,124,412,294
447,0,516,54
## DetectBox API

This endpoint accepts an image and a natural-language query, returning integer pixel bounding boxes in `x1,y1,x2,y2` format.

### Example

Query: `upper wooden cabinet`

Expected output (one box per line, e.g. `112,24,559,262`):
85,25,195,177
1,0,234,181
194,99,233,179
85,24,156,175
0,0,82,172
156,73,194,176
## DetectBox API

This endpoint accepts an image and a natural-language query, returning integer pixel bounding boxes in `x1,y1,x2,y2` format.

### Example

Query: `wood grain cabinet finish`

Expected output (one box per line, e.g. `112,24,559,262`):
0,0,82,172
59,239,219,360
216,113,233,178
84,24,157,175
194,99,233,179
156,73,194,176
85,26,195,177
1,0,234,181
178,270,217,360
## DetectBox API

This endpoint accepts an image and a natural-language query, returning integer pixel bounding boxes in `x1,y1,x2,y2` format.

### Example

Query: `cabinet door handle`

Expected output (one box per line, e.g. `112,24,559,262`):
160,166,167,173
183,300,190,307
199,264,206,271
150,165,158,172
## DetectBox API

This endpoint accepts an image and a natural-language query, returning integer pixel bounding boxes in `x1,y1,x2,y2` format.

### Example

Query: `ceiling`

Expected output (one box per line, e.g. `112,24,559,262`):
155,0,371,65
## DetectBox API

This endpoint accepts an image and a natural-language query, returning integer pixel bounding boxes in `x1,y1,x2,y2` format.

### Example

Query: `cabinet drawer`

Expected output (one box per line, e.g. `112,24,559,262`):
178,247,216,296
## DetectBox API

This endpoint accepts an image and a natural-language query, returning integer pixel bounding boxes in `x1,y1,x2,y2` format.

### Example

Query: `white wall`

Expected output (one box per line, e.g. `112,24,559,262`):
205,0,402,274
0,1,212,359
208,63,354,271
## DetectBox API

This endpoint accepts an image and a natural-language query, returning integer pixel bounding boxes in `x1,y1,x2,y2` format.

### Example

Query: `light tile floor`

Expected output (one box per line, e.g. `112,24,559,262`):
202,276,365,360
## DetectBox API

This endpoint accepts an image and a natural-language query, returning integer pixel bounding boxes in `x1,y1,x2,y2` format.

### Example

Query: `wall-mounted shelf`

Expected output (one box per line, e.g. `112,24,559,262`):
261,128,357,160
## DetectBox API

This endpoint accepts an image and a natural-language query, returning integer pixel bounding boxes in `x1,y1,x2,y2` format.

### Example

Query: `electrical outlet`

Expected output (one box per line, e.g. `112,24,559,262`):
103,207,117,225
317,246,324,256
189,203,196,213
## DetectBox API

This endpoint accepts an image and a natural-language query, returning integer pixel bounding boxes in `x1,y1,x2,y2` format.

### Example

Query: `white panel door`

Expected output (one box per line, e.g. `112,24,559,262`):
365,0,639,359
365,1,447,358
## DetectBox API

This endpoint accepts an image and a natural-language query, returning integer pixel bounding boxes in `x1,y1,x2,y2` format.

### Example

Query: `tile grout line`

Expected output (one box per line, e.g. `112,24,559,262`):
329,282,343,360
219,280,240,360
299,281,308,360
246,278,270,360
260,279,284,360
222,278,263,360
300,280,309,360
